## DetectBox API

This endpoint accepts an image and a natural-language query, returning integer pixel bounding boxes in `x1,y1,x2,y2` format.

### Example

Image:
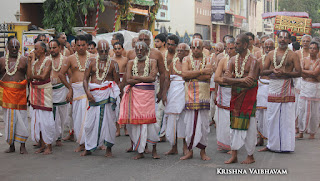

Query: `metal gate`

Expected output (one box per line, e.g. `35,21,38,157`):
0,23,17,57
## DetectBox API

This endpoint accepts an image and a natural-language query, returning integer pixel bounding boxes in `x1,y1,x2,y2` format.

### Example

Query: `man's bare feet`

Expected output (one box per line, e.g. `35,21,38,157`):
133,153,144,160
126,147,134,152
258,147,270,152
144,146,150,154
62,133,74,141
43,146,52,155
180,150,193,160
165,145,178,155
224,156,238,164
33,143,41,148
241,155,255,164
227,151,232,154
309,134,315,139
159,136,166,142
80,150,92,156
35,147,45,154
56,140,63,146
20,144,28,154
200,149,211,161
295,127,299,134
296,133,303,139
124,127,129,136
256,137,264,146
105,147,113,157
74,144,85,152
116,130,120,137
5,145,15,153
183,140,188,155
99,145,106,150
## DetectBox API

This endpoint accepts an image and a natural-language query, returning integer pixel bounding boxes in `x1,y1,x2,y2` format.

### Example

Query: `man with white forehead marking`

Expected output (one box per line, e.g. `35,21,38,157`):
81,40,120,157
0,38,29,154
59,35,96,152
180,38,213,161
259,30,301,153
119,41,160,160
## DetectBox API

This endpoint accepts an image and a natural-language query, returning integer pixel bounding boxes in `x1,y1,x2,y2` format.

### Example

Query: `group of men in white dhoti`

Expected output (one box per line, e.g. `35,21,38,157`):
1,28,320,166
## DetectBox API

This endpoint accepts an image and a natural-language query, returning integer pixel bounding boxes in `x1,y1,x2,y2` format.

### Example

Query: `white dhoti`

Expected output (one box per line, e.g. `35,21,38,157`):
298,80,320,134
84,81,120,151
214,85,231,151
230,117,257,155
52,83,69,140
185,110,210,150
267,79,295,152
163,75,186,146
129,124,160,153
31,109,55,144
3,108,28,145
209,73,216,120
294,77,301,129
256,79,269,139
72,82,88,145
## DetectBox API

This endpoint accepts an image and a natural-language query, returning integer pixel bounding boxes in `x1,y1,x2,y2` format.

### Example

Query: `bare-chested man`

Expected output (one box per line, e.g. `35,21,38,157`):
294,35,312,133
162,43,189,156
155,33,167,55
245,32,261,55
110,33,127,57
113,41,129,136
71,40,76,54
296,41,320,139
59,35,95,152
0,38,29,154
223,34,260,164
259,30,301,152
254,37,261,48
180,38,212,161
256,39,275,146
88,41,98,55
158,34,180,140
118,41,160,160
193,33,210,57
57,32,72,57
254,35,269,59
214,37,237,153
81,40,120,157
28,41,55,155
49,39,70,147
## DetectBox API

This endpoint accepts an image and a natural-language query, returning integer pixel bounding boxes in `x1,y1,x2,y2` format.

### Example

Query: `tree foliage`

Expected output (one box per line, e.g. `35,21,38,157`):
279,0,320,35
43,0,105,35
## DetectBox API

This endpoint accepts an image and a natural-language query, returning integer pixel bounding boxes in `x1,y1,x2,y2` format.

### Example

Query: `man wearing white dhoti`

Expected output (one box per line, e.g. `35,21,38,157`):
256,39,274,146
49,39,70,146
222,34,259,164
28,41,55,155
162,43,189,155
179,39,213,161
0,38,29,154
260,30,301,153
59,35,96,152
214,37,237,152
81,40,120,157
296,41,320,139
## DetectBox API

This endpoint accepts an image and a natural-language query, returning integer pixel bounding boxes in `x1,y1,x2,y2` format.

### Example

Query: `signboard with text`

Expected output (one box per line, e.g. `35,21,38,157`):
211,0,225,22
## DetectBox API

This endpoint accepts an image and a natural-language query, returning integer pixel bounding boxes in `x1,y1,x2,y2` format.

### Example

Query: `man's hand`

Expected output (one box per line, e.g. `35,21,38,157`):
242,76,254,87
202,68,212,75
156,92,162,103
273,68,285,76
87,93,96,103
162,94,167,106
28,52,35,63
66,89,73,103
65,42,71,48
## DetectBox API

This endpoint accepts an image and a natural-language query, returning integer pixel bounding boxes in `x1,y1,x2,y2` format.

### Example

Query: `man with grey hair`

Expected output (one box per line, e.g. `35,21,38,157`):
296,41,320,139
119,41,160,160
254,35,270,59
256,38,275,146
214,37,237,153
162,43,189,156
294,34,312,133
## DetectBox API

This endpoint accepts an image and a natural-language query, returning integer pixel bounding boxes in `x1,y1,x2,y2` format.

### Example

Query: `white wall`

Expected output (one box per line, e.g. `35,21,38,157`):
158,0,195,36
0,0,45,23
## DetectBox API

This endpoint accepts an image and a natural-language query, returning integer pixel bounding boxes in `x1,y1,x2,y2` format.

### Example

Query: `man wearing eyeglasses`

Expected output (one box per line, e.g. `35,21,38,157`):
259,30,301,153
